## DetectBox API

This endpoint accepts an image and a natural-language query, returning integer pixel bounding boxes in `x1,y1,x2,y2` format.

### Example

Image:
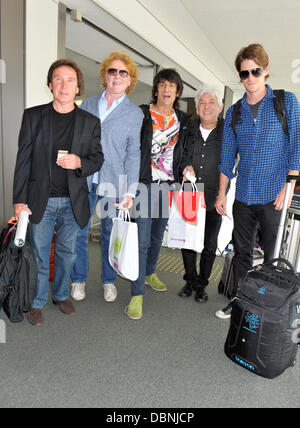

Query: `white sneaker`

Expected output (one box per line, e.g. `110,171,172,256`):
103,283,117,302
215,301,233,319
71,282,86,301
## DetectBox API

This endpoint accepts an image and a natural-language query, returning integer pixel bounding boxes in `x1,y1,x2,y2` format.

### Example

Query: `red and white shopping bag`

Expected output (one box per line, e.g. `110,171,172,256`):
167,182,206,252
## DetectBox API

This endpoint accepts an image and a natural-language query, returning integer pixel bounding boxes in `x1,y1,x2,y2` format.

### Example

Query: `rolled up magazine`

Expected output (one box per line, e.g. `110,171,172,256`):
14,210,29,247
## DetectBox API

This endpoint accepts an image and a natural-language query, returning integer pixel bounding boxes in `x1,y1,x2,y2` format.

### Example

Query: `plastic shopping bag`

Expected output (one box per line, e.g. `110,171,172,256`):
167,182,206,253
109,210,139,281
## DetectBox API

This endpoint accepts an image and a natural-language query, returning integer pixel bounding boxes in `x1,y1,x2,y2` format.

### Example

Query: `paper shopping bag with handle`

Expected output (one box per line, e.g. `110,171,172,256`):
167,182,206,253
109,210,139,281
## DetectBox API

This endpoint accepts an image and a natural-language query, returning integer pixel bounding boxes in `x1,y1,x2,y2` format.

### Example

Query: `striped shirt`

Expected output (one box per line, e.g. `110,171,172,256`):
219,85,300,205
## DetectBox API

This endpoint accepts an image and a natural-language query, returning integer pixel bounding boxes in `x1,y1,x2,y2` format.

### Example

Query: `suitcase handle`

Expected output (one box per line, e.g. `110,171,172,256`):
265,258,296,274
287,174,300,183
273,176,299,259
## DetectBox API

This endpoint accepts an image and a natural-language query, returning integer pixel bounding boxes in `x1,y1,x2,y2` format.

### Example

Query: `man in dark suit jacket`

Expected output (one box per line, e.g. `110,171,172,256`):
13,59,104,325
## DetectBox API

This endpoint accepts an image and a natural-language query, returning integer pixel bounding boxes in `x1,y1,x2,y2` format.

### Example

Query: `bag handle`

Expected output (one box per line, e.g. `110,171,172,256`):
3,218,18,247
265,258,296,274
118,209,131,222
8,216,18,226
287,174,300,184
179,180,198,196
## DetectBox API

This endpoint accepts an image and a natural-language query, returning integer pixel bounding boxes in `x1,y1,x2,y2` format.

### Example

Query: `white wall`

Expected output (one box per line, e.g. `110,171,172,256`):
92,0,226,94
0,0,25,226
25,0,59,107
232,89,245,105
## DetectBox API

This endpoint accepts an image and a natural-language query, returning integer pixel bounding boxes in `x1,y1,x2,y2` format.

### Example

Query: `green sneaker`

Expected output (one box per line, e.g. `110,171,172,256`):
145,273,167,292
125,296,143,320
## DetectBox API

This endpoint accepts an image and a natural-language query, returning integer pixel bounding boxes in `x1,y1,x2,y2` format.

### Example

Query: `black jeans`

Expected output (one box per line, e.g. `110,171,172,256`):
181,208,222,288
231,199,281,296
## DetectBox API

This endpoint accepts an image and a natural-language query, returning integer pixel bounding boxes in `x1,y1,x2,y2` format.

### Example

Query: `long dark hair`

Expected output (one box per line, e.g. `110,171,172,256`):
151,68,183,110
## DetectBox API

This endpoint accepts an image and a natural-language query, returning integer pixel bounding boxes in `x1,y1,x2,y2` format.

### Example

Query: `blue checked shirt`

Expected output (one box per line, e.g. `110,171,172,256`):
219,85,300,205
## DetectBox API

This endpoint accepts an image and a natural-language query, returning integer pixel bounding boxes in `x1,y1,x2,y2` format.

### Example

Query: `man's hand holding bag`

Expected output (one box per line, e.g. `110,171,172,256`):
167,182,206,253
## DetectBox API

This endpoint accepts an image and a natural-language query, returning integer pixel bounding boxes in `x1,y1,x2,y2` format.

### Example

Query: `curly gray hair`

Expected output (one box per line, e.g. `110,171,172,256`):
194,85,223,109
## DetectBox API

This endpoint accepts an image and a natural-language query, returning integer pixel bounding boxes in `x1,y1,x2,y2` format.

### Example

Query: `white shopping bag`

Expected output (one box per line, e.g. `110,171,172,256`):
167,183,206,253
217,177,236,255
109,210,139,281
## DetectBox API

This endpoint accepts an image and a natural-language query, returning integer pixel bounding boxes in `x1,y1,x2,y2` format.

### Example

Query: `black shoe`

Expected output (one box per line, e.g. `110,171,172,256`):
179,283,193,298
195,287,208,303
215,300,233,319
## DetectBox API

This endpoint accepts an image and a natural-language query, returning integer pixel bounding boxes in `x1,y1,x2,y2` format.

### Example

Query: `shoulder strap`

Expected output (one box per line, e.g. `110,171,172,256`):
229,90,288,138
229,98,242,138
273,89,288,136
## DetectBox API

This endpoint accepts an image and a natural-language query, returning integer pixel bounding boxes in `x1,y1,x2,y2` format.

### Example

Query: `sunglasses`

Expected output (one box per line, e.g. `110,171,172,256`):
239,67,264,80
107,68,129,78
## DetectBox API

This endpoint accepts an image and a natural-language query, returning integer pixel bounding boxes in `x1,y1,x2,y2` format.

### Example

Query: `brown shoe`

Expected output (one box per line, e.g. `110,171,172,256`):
52,299,76,315
27,308,44,326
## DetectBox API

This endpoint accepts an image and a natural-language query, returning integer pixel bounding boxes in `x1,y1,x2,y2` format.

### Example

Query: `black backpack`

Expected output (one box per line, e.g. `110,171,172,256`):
225,258,300,378
229,89,288,138
0,224,38,322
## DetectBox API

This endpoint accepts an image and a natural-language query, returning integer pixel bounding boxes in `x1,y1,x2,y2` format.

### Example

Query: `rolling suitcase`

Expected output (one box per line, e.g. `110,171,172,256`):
218,248,264,299
218,252,234,299
224,175,300,378
275,182,300,272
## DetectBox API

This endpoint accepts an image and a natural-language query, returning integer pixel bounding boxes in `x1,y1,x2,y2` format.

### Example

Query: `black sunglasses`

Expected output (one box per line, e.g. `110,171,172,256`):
239,67,264,80
107,68,129,78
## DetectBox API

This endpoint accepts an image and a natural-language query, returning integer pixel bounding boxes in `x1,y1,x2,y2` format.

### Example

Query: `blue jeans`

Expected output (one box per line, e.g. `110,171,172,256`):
130,183,169,296
71,184,99,283
29,197,80,309
71,185,118,285
99,198,119,284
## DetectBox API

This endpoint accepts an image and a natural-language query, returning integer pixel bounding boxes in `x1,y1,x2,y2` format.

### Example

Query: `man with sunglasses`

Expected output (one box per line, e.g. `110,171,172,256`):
70,51,143,303
215,43,300,319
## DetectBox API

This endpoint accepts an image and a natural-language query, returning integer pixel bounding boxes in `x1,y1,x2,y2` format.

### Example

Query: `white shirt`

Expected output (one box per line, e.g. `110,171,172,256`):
200,125,213,142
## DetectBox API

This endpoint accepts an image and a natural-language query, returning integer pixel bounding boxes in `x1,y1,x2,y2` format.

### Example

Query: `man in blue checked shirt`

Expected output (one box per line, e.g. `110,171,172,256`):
215,43,300,319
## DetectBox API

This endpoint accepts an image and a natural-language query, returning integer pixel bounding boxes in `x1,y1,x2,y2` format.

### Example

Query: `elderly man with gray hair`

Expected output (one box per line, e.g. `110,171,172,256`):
179,86,225,302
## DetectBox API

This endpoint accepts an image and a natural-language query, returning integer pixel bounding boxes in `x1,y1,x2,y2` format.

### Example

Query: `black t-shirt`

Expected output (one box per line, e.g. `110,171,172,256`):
249,96,265,120
49,106,75,197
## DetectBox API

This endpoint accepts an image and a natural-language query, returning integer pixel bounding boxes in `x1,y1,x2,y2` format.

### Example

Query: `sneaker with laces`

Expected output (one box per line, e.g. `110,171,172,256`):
71,282,86,301
145,273,167,292
125,296,143,320
103,283,117,302
216,301,233,319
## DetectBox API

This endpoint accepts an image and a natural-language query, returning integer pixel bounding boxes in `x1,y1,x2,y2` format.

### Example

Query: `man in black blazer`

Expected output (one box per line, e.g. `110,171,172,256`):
13,59,104,325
